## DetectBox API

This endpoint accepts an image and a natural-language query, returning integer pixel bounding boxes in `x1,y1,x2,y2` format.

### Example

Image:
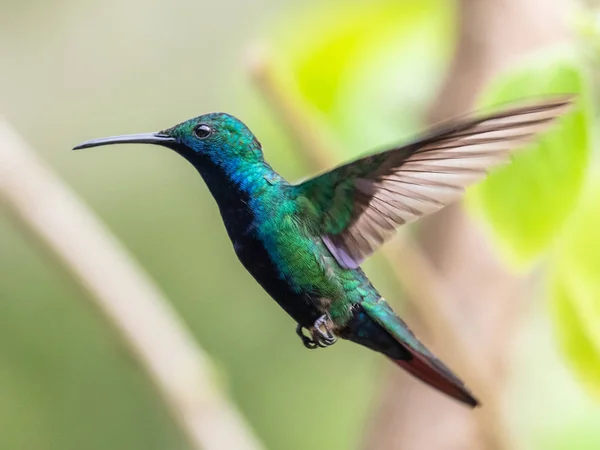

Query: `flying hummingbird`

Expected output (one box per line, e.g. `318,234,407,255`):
74,96,572,407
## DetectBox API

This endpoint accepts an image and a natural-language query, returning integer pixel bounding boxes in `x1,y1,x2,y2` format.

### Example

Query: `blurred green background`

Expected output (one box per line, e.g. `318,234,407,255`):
1,0,600,449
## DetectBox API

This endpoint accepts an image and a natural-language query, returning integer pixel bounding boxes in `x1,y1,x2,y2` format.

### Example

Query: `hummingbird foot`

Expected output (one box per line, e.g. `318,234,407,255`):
295,315,337,349
311,314,337,348
296,324,318,349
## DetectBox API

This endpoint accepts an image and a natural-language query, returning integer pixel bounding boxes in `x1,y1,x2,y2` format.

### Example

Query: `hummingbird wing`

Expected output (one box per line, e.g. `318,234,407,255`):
293,97,573,269
360,298,479,406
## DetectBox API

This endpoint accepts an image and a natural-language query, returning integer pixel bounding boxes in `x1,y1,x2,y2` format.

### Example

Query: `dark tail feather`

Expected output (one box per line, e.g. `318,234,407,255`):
392,356,479,407
353,298,479,407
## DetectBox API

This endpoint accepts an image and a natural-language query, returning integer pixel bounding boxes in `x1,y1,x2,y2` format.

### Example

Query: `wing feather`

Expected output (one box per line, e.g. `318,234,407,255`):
295,96,574,268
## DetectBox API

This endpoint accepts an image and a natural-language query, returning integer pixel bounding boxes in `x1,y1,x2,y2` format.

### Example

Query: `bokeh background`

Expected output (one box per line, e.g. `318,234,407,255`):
1,0,600,449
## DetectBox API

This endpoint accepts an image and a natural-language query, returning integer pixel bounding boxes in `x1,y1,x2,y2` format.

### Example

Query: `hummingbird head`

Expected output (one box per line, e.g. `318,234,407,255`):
73,113,265,171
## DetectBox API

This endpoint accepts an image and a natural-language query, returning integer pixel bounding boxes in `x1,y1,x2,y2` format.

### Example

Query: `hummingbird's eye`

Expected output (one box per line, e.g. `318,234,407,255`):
194,124,212,139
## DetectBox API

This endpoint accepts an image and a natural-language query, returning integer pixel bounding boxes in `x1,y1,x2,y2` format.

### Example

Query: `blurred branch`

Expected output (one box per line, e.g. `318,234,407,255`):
246,45,334,171
247,46,506,449
0,120,264,450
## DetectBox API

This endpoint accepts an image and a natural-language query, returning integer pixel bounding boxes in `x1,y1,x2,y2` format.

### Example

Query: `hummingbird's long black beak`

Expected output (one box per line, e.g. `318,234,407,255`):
73,132,176,150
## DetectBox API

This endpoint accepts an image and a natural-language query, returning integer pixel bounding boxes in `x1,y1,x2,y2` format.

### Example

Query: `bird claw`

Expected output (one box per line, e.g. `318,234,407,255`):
313,314,337,347
296,315,337,349
296,324,318,349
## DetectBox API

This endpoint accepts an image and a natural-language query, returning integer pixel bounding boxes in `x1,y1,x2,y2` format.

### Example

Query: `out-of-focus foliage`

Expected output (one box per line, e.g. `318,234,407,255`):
467,49,591,268
550,177,600,397
462,39,600,425
267,0,454,156
462,44,600,448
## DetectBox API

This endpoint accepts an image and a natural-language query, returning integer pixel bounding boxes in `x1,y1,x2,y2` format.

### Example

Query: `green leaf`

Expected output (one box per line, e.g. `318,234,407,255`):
467,49,591,268
549,177,600,397
551,276,600,397
269,0,454,156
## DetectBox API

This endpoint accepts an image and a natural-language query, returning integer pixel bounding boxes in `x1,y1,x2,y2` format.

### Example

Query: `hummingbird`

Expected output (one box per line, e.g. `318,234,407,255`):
74,96,572,407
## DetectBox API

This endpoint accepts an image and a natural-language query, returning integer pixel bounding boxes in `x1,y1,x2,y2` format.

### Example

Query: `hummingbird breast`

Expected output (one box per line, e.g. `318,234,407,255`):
211,171,356,328
233,231,323,327
218,193,326,327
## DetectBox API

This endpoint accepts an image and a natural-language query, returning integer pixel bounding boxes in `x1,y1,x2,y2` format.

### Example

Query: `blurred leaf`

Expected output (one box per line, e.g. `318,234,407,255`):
270,0,454,155
551,277,600,396
549,177,600,397
467,49,592,268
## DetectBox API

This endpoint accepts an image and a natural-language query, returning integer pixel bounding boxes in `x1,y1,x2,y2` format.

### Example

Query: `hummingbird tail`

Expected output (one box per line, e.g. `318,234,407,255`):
391,356,479,407
358,298,479,407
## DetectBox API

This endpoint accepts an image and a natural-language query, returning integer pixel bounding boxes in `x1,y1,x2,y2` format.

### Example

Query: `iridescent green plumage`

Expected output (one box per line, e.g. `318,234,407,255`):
74,96,573,407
